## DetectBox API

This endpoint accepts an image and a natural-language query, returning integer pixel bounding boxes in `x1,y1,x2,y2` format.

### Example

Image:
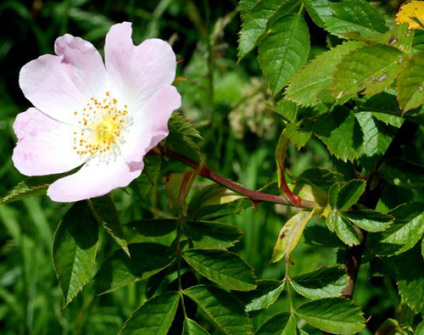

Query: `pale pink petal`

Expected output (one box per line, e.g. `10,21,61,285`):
47,156,143,202
12,108,85,176
120,85,181,163
104,22,177,108
19,35,108,125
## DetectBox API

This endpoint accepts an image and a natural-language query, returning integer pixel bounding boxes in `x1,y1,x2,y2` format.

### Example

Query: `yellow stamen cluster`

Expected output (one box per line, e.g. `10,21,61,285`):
73,91,128,157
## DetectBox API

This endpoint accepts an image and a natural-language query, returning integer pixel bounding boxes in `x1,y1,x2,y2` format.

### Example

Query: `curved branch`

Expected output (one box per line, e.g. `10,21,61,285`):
156,146,318,209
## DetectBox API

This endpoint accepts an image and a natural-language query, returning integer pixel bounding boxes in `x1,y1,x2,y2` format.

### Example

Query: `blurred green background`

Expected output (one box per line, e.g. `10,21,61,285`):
0,0,404,334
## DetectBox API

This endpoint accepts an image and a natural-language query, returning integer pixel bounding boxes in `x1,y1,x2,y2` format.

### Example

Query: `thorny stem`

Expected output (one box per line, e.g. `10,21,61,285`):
341,120,420,299
156,146,318,209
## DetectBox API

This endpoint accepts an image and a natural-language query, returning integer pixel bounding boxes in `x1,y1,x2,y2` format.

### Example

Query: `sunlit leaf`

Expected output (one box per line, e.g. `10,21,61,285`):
258,14,310,94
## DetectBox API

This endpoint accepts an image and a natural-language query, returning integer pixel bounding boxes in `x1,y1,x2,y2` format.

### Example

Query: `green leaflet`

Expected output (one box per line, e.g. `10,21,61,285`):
304,0,387,38
397,51,424,112
367,203,424,256
89,195,129,256
333,44,404,100
296,298,366,334
166,112,203,162
343,210,393,232
395,247,424,313
290,266,349,300
93,243,175,294
183,220,242,249
184,285,253,335
327,210,361,246
258,14,310,94
183,318,210,335
183,249,257,291
285,41,365,107
256,313,297,335
120,292,180,335
52,201,99,308
336,179,366,211
313,107,363,162
234,279,285,312
238,0,299,60
285,119,312,149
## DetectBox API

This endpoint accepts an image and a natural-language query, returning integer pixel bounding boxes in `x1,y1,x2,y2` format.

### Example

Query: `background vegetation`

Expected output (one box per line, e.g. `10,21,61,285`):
0,0,420,334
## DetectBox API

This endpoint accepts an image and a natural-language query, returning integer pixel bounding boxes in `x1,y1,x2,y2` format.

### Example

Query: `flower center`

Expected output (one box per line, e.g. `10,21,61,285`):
73,91,128,157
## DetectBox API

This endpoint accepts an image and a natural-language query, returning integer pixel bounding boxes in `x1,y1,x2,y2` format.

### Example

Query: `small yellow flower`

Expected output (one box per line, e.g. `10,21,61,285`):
396,1,424,30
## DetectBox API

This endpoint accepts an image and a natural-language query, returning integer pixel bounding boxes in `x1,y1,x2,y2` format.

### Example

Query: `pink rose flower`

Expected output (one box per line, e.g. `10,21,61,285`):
12,22,181,202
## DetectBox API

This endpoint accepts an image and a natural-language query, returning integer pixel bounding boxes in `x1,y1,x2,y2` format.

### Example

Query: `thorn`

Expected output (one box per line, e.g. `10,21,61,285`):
252,200,259,210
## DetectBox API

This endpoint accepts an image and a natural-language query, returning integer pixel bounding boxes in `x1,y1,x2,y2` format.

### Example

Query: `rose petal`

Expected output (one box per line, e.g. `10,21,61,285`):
12,108,85,176
47,155,143,202
120,85,181,163
104,22,177,108
19,35,108,125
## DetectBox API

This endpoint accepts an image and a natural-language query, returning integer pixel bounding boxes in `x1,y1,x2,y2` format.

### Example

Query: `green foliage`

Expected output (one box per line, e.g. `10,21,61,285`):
397,51,424,112
183,249,257,291
290,266,349,300
285,41,365,107
120,292,180,335
184,285,253,335
296,298,366,334
333,44,404,99
258,14,310,94
4,0,424,333
94,243,175,294
52,201,99,308
313,107,363,162
256,313,297,335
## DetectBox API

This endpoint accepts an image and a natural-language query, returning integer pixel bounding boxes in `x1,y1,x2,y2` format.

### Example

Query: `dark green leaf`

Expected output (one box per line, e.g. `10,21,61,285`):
395,246,424,313
234,279,285,312
183,318,210,335
333,44,404,100
126,219,178,237
285,41,365,107
397,51,424,112
328,183,340,209
290,266,349,300
94,243,175,294
183,221,242,249
166,112,203,162
183,249,256,291
337,179,366,211
89,195,129,256
313,107,363,162
258,14,310,94
120,292,180,335
52,201,99,308
416,321,424,335
273,99,297,122
184,285,253,335
383,158,424,189
256,313,297,335
239,0,260,17
303,216,344,248
295,168,344,193
296,298,366,334
343,210,393,232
